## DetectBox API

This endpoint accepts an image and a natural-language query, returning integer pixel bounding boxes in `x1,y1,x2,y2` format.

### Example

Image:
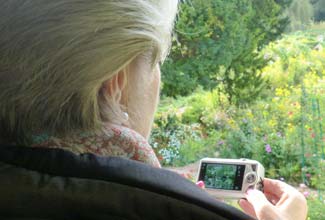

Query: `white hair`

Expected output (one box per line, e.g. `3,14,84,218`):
0,0,178,143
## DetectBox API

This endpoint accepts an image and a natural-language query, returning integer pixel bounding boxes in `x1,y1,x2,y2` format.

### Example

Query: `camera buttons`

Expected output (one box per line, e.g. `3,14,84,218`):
246,173,257,184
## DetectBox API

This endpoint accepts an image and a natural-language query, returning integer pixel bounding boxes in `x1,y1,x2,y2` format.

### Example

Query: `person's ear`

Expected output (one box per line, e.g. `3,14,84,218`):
105,70,127,102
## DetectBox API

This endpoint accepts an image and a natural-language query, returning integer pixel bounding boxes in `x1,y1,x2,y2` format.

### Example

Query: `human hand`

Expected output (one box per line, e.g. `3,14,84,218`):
238,178,308,220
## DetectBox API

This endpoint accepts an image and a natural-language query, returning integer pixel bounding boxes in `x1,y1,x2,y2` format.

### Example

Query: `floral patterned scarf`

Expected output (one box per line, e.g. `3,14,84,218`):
31,124,161,168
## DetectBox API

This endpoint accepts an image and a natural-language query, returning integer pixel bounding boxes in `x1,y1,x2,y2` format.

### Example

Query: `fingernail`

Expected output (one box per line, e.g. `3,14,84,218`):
196,181,205,189
237,198,246,205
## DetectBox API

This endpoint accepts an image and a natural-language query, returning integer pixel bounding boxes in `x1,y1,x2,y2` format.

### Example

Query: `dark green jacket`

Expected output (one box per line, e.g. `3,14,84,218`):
0,145,253,220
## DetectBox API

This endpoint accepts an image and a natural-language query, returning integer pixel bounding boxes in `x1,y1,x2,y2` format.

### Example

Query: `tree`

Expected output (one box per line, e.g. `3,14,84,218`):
311,0,325,21
161,0,291,105
286,0,314,31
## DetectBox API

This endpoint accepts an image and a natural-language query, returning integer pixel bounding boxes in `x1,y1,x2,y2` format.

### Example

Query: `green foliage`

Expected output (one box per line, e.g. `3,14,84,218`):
152,17,325,220
176,131,220,166
162,0,290,105
204,161,237,189
307,197,325,220
150,89,221,166
152,30,325,187
311,0,325,21
181,88,219,124
286,0,314,31
262,31,325,88
310,161,325,190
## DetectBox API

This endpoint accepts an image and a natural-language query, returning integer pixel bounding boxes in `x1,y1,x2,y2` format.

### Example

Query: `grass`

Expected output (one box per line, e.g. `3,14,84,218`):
309,21,325,31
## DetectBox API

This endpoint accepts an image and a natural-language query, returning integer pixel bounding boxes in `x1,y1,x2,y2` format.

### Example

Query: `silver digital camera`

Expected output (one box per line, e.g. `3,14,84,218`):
197,158,265,199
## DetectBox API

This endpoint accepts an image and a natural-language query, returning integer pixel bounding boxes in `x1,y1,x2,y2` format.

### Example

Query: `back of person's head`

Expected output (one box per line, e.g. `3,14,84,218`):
0,0,178,144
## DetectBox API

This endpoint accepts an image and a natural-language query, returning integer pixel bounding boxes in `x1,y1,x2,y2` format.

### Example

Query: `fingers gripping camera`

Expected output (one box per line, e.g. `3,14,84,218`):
197,158,265,199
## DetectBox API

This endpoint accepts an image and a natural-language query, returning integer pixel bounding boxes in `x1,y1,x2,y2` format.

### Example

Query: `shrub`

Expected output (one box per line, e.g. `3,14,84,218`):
307,197,325,220
162,0,290,105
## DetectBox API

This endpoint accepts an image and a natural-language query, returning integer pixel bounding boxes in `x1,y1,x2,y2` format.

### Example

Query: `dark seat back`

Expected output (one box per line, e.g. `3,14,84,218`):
0,145,254,220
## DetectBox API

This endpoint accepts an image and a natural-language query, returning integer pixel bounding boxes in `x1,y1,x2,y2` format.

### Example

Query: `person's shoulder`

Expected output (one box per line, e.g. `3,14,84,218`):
103,123,146,143
103,124,161,167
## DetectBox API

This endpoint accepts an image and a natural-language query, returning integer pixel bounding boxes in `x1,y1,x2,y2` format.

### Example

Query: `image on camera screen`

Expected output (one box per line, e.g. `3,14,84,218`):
202,163,245,190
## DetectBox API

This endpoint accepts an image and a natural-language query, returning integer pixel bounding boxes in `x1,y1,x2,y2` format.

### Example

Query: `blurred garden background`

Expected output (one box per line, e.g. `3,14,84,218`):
149,0,325,219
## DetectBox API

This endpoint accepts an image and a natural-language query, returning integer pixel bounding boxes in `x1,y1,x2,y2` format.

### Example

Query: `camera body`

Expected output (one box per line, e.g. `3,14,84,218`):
197,158,264,199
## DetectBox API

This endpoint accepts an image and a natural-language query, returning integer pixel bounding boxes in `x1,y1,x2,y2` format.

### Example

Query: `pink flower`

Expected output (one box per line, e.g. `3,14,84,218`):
305,153,312,158
265,144,272,153
218,140,225,145
303,191,310,198
311,133,316,138
299,183,307,189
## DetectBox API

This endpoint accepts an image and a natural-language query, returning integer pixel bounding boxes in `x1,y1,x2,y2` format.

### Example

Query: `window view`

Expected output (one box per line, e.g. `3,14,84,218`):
150,0,325,219
0,0,323,219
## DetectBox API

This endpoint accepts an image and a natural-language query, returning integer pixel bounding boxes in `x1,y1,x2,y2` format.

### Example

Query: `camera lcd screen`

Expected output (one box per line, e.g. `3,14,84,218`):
199,163,245,191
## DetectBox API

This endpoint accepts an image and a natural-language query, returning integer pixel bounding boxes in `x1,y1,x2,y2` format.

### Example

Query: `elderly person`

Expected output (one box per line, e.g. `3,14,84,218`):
0,1,307,220
0,0,171,167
